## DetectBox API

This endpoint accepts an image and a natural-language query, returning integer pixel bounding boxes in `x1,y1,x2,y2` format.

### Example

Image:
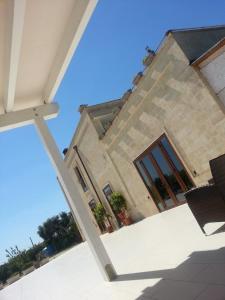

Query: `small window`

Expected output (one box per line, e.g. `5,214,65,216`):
74,166,88,192
88,199,96,211
103,184,113,202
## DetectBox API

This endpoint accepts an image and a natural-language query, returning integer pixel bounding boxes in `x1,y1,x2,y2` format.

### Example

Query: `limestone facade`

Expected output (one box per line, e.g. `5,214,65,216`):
65,29,225,232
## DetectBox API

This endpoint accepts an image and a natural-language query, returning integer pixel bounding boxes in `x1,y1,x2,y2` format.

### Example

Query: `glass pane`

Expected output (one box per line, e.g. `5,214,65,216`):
176,192,186,203
151,145,183,195
103,184,113,202
161,137,193,189
142,157,174,208
74,167,88,192
136,160,164,211
88,199,96,210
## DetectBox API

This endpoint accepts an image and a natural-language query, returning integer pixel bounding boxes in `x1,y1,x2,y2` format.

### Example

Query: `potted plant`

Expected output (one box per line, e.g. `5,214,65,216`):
142,47,155,67
132,71,143,86
110,192,132,225
121,89,132,102
93,203,113,233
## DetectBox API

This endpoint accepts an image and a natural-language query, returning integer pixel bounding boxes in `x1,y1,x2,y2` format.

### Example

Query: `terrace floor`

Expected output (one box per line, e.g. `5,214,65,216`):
1,204,225,300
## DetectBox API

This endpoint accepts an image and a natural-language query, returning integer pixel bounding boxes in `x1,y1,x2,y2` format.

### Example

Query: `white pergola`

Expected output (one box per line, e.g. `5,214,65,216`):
0,0,116,281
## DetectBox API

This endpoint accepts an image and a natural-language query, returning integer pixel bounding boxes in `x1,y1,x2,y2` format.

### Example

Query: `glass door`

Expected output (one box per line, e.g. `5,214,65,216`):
135,135,194,211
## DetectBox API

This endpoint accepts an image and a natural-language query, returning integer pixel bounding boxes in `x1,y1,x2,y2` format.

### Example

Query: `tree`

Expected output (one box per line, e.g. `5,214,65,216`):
37,212,82,253
0,264,9,284
0,212,82,285
0,243,45,283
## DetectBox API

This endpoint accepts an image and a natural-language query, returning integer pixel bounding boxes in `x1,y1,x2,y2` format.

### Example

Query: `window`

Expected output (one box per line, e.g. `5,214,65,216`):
103,184,113,202
88,199,96,211
134,134,194,211
74,166,88,192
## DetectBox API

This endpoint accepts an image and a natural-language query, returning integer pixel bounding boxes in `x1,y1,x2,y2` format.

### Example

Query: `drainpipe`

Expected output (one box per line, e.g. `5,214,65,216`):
73,145,118,229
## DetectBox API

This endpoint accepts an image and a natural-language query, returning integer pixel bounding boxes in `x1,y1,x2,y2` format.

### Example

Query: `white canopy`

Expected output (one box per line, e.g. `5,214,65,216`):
0,0,116,281
0,0,96,116
0,0,116,282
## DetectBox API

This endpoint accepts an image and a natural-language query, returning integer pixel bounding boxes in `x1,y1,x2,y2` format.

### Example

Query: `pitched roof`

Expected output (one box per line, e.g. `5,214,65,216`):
192,37,225,66
168,25,225,62
84,98,124,118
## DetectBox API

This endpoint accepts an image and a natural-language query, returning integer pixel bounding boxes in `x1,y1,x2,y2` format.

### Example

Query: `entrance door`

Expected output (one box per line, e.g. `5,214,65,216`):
135,135,194,211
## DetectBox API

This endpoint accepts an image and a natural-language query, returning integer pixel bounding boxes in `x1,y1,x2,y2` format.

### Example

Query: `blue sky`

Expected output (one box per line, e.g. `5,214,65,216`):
1,0,225,263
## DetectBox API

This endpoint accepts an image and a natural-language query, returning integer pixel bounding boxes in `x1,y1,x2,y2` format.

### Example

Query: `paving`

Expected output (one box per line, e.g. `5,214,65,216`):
1,204,225,300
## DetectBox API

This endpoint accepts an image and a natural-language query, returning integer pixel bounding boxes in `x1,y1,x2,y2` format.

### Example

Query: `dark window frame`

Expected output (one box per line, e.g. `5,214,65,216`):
134,134,194,185
88,199,96,210
74,166,88,192
134,133,195,211
102,184,113,202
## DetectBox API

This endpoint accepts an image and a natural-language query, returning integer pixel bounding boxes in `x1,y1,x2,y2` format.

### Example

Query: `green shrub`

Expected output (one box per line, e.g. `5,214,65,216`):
0,264,9,284
110,192,126,213
93,204,106,224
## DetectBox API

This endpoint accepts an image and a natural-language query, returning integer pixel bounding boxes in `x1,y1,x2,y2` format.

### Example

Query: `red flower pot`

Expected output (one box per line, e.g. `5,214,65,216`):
117,211,132,226
106,225,114,233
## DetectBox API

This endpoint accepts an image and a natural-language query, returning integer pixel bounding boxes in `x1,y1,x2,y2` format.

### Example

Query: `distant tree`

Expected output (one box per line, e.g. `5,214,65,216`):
37,212,82,253
0,264,9,284
59,212,70,228
37,215,60,249
5,246,25,275
25,243,45,262
0,212,82,285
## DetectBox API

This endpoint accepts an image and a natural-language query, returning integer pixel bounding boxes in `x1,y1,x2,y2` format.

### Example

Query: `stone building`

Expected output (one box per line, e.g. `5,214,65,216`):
64,25,225,233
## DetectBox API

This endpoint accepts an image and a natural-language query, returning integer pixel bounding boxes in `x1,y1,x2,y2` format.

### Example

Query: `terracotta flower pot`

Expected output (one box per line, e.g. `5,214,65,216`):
117,211,132,226
142,49,155,67
106,225,114,233
132,72,143,86
104,218,114,233
122,216,132,225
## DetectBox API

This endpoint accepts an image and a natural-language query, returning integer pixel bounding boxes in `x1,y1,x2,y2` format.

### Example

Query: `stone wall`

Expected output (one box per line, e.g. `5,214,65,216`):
65,112,131,229
101,33,225,218
65,33,225,222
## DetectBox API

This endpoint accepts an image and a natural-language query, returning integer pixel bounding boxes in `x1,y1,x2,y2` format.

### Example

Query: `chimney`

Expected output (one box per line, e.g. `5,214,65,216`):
78,104,88,114
63,148,68,155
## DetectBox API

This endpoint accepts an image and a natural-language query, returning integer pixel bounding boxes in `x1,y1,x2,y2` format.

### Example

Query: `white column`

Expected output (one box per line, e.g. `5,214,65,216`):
33,115,116,281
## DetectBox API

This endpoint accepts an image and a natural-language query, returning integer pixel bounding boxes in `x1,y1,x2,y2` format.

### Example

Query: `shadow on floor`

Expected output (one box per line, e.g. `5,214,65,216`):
116,247,225,300
210,223,225,235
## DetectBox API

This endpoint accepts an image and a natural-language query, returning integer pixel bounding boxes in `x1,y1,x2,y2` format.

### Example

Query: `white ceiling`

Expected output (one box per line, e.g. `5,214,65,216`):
0,0,97,115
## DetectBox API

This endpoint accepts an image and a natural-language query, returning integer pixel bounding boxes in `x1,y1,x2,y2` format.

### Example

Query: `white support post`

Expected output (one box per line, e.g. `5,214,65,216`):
33,115,116,281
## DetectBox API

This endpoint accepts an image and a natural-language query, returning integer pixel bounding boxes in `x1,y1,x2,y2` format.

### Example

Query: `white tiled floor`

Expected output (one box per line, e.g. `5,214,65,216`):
1,204,225,300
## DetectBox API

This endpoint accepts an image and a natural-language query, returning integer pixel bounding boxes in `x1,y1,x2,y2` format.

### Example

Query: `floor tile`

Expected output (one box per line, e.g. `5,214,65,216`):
196,285,225,300
142,279,206,300
194,264,225,284
1,205,225,300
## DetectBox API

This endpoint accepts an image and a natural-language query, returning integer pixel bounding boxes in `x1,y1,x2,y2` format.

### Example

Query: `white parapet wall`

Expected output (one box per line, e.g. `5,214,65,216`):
1,204,225,300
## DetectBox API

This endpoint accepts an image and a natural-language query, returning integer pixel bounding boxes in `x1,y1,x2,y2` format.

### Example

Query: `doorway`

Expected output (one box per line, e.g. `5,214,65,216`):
134,134,194,211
